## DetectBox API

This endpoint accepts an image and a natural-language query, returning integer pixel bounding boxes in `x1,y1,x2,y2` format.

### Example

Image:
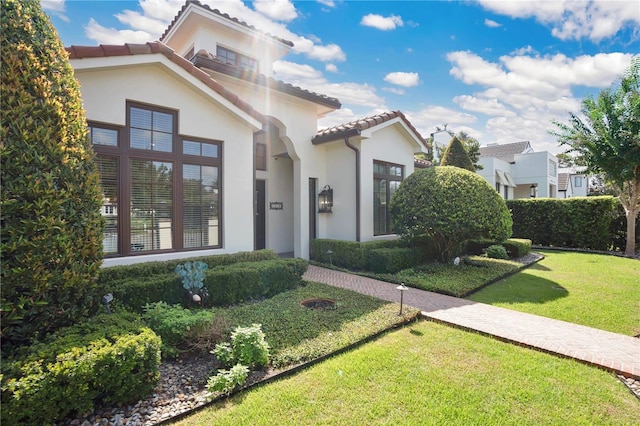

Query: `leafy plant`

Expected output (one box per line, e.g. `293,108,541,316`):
212,324,270,368
484,245,509,259
175,261,208,292
207,364,249,395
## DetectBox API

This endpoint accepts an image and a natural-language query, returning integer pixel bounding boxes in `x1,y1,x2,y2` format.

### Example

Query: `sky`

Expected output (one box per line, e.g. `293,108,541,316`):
44,0,640,154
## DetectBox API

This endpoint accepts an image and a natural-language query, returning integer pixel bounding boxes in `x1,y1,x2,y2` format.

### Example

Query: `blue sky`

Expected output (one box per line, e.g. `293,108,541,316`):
44,0,639,154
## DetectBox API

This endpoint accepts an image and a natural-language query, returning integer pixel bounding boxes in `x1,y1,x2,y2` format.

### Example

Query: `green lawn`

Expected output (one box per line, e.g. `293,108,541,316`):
173,321,639,426
467,250,640,336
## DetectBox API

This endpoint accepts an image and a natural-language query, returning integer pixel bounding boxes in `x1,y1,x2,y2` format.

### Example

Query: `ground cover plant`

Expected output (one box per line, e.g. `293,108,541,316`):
172,321,639,426
467,250,640,336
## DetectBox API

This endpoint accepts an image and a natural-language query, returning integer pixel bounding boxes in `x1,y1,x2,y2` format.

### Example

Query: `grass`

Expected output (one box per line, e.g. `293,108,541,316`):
467,250,640,336
173,321,639,426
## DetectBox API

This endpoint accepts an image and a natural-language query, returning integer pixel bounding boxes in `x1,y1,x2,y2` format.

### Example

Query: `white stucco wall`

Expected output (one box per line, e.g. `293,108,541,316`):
73,61,258,266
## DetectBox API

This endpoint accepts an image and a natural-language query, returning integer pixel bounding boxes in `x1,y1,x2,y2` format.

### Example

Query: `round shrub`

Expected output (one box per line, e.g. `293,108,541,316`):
484,245,509,259
390,166,512,262
1,0,104,350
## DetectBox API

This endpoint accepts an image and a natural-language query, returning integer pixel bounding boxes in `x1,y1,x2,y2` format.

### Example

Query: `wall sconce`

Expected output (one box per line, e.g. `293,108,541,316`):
530,184,537,198
318,185,333,213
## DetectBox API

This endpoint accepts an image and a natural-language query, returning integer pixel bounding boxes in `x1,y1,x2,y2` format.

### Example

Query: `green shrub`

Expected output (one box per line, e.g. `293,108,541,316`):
463,239,497,256
390,166,512,262
205,258,308,306
207,364,249,395
484,245,509,259
310,239,404,270
213,324,270,368
367,247,422,273
1,313,161,425
1,0,105,351
142,302,215,358
502,238,531,258
440,136,476,172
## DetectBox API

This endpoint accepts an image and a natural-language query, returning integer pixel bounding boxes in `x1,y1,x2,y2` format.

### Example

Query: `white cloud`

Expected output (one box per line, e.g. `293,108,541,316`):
85,18,154,44
42,0,69,22
360,14,404,30
453,95,516,116
252,0,298,22
484,18,501,28
383,87,406,95
384,72,420,87
325,63,338,73
478,0,640,42
317,0,336,8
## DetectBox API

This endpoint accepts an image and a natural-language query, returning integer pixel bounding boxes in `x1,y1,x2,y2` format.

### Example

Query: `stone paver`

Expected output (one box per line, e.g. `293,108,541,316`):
304,265,640,379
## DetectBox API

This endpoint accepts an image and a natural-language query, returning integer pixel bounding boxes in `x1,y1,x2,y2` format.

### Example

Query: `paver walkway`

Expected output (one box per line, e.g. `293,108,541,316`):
303,265,640,379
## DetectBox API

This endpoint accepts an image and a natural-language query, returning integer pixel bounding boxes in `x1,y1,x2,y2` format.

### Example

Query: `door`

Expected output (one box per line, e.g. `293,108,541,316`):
255,179,266,250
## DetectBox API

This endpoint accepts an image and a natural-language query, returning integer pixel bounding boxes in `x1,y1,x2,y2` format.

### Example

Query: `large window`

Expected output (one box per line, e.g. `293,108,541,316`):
89,102,222,257
374,161,403,236
216,46,258,72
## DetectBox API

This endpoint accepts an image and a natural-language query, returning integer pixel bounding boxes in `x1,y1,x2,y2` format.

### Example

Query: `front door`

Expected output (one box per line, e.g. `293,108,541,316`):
255,180,266,250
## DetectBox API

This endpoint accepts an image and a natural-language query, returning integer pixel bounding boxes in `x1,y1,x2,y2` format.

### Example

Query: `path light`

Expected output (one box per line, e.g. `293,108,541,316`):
326,249,333,265
102,293,114,314
396,283,408,316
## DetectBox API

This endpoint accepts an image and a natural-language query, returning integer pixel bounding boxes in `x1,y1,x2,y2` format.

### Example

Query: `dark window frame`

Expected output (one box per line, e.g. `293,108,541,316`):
216,45,258,72
373,160,404,236
255,142,267,171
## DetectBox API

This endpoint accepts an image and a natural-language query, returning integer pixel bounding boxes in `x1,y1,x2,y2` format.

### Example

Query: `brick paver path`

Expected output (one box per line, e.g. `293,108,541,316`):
304,265,640,379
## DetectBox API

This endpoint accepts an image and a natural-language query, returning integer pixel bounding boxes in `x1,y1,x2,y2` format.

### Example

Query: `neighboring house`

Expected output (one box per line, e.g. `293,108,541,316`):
67,0,427,266
558,167,589,198
477,141,559,199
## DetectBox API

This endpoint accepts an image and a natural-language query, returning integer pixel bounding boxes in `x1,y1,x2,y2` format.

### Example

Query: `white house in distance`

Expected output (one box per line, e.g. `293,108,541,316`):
558,167,589,198
67,0,428,266
477,141,559,199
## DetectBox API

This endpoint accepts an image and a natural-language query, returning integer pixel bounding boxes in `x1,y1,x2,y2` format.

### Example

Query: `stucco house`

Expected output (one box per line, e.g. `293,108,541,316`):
67,0,428,266
558,167,589,198
477,141,559,199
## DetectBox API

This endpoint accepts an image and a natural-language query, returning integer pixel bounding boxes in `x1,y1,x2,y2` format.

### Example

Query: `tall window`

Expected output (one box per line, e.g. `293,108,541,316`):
89,102,222,257
216,46,258,72
374,161,403,235
574,176,582,187
549,159,557,177
255,143,267,171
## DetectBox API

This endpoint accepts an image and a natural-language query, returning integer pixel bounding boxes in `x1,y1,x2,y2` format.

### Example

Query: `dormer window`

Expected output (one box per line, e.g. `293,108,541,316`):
216,46,258,72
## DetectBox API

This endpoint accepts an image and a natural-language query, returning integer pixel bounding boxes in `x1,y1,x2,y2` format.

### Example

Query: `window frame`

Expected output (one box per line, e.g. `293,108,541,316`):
373,160,404,236
216,45,259,73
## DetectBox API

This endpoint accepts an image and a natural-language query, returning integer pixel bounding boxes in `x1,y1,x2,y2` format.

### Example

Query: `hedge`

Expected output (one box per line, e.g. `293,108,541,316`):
465,238,531,259
1,313,161,425
366,247,423,273
310,239,404,270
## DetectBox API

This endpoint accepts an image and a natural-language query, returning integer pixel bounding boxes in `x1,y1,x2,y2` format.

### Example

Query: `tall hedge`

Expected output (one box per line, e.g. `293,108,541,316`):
1,0,104,350
390,166,512,262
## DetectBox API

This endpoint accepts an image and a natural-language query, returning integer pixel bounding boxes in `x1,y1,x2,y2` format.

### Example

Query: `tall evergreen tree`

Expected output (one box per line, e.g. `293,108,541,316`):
1,0,105,349
440,136,476,172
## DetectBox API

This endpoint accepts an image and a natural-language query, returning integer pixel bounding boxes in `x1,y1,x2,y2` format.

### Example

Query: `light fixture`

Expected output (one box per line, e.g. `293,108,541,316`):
530,184,537,198
396,283,408,315
318,185,333,213
326,249,334,265
102,293,114,314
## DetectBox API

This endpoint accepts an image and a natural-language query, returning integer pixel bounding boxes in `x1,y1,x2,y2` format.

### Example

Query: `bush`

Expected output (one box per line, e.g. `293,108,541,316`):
1,0,105,351
390,166,512,262
440,136,475,172
310,239,404,270
484,245,509,259
1,313,161,425
366,247,423,273
502,238,531,258
142,302,215,358
207,364,249,395
212,324,270,368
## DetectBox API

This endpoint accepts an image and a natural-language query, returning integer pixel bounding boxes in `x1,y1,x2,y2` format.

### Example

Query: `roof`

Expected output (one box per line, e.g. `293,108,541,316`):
192,50,341,110
479,141,532,163
414,157,433,169
160,0,294,47
558,172,570,191
312,111,428,147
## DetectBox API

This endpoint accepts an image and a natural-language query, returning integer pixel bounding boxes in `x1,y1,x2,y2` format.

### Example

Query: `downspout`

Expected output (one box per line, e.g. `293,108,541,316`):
344,137,361,242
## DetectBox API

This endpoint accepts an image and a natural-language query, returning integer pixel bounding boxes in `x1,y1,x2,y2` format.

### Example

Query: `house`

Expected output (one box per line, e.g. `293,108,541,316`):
558,167,589,198
477,141,559,199
67,0,428,266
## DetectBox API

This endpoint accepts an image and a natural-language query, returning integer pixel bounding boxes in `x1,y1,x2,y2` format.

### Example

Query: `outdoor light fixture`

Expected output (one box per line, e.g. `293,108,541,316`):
530,184,537,198
102,293,114,314
326,249,334,265
396,283,408,316
318,185,333,213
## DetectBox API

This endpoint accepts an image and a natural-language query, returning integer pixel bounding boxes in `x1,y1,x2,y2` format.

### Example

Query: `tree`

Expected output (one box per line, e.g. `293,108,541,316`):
552,56,640,256
389,166,512,262
440,136,476,172
1,0,105,349
429,131,483,171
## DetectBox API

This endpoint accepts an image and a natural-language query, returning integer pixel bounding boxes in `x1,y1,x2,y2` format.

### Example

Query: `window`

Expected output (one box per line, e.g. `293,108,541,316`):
574,176,582,187
255,143,267,171
495,182,501,193
216,46,258,72
89,102,222,257
374,161,403,235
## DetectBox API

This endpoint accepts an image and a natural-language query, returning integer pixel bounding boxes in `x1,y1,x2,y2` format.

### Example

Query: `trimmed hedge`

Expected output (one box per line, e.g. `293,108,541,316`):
507,196,637,251
205,258,308,306
465,238,531,259
367,247,423,273
1,313,161,425
310,239,404,270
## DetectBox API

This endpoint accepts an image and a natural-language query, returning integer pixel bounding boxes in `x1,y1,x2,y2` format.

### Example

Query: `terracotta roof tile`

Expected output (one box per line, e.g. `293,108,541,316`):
66,42,266,125
160,1,294,47
312,111,428,148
